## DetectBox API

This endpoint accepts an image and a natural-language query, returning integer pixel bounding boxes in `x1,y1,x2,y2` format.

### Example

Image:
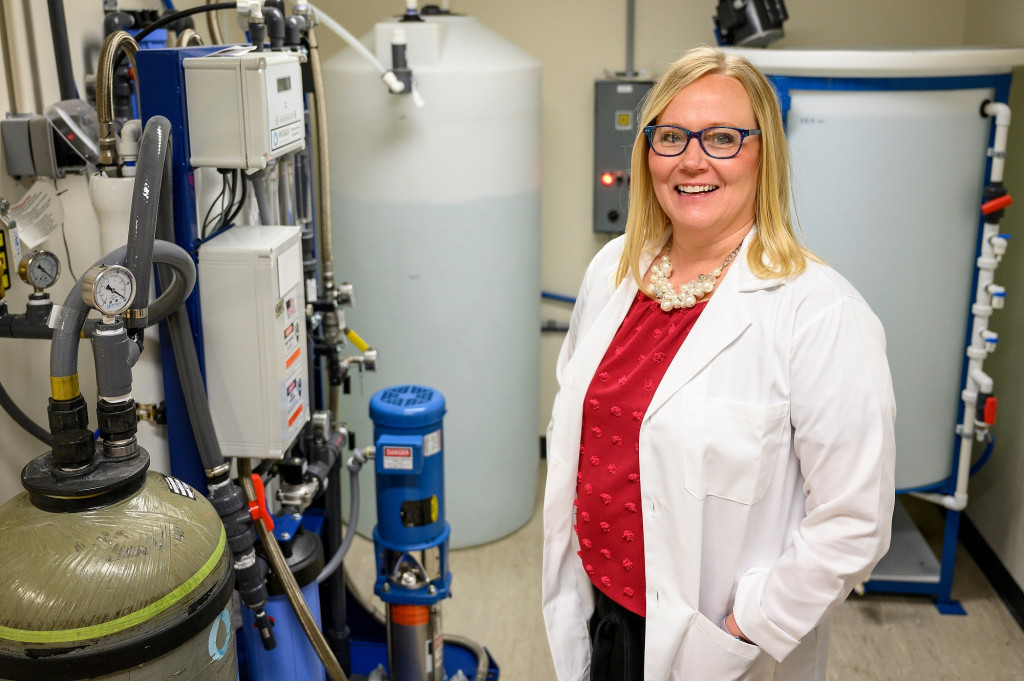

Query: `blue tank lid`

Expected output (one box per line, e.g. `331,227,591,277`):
370,384,446,428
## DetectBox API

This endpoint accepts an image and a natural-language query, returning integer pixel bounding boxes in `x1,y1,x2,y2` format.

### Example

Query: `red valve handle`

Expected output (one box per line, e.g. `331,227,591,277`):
248,473,274,531
982,194,1013,215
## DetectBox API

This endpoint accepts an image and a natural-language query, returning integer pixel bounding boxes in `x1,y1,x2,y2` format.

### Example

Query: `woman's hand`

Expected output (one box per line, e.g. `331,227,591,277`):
724,613,754,644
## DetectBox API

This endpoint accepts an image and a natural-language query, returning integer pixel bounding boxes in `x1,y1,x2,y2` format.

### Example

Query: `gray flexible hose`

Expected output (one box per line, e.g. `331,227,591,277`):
316,452,365,584
238,458,348,681
156,268,225,474
444,633,490,681
125,116,173,329
49,240,196,385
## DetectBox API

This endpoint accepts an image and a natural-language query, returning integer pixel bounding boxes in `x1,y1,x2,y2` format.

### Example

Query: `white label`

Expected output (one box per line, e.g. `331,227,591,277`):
271,120,304,151
10,181,63,248
423,429,442,457
383,445,414,471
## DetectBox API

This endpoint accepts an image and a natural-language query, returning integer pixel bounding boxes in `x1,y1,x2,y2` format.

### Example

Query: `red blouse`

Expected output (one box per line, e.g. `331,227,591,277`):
575,292,706,617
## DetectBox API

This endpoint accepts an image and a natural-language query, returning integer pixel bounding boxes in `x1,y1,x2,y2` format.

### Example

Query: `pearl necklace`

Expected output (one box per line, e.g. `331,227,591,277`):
647,239,742,312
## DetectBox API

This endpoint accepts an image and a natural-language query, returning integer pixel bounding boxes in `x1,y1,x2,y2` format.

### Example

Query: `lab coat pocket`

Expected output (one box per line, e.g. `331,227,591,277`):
681,398,788,504
669,612,772,681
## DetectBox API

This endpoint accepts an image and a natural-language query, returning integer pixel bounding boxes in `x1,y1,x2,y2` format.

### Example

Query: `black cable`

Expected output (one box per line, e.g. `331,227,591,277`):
132,2,235,46
114,2,236,71
201,172,229,238
0,375,52,445
47,0,77,100
224,168,248,225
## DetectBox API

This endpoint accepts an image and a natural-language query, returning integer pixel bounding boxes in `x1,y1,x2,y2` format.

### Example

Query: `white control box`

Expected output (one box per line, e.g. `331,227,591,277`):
199,225,309,459
184,51,306,169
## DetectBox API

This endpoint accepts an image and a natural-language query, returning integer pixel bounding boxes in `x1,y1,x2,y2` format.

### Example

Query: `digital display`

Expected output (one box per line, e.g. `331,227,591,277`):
277,76,291,93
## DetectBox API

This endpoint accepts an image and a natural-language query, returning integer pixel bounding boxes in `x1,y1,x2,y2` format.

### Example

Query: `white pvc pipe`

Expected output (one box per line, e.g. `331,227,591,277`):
984,101,1011,183
920,102,1013,513
308,3,406,93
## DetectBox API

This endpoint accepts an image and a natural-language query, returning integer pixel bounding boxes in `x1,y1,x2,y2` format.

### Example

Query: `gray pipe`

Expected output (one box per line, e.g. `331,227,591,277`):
154,194,226,474
125,116,173,333
46,0,76,100
250,170,274,226
316,451,366,583
49,240,196,383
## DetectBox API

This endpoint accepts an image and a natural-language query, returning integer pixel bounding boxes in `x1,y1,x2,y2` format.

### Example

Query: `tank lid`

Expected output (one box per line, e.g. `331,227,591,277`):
730,47,1024,78
370,384,446,428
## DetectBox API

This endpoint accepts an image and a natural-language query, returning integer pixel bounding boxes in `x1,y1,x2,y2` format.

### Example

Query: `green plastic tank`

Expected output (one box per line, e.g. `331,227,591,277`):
0,470,236,681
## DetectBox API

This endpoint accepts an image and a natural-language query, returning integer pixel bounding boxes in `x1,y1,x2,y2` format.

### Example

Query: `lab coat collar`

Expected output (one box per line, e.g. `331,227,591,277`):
644,231,762,419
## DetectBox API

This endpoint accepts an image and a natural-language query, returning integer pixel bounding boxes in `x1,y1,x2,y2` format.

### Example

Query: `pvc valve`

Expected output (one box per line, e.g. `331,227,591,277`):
982,330,999,353
981,193,1013,215
975,393,998,426
990,235,1010,256
988,284,1007,309
248,474,275,531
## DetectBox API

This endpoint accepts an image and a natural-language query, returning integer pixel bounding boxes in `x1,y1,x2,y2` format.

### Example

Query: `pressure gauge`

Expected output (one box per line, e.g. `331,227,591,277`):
18,250,61,289
81,264,137,315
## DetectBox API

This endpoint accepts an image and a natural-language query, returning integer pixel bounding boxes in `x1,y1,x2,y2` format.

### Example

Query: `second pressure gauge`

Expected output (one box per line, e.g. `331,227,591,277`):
81,264,137,315
18,250,60,289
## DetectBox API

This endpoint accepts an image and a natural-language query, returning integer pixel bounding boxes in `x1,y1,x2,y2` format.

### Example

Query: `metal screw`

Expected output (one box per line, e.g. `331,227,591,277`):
427,585,437,595
280,532,292,540
382,583,391,593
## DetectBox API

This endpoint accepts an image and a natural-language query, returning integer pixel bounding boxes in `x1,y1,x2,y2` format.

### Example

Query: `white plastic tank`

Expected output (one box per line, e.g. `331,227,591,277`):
737,48,1024,491
325,13,541,547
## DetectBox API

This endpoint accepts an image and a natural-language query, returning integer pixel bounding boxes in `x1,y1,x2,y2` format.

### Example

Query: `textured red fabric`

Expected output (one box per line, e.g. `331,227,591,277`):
575,292,706,617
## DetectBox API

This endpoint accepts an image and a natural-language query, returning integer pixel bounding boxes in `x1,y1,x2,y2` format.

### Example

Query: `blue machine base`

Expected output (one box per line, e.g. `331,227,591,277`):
350,636,500,680
862,496,965,615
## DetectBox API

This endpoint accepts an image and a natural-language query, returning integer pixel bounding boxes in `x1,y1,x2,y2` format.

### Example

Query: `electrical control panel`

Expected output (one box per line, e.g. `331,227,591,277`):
593,79,653,233
199,225,309,458
183,51,306,170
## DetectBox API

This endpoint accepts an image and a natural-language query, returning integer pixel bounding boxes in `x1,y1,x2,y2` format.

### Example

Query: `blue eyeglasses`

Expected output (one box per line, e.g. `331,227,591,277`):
643,125,761,159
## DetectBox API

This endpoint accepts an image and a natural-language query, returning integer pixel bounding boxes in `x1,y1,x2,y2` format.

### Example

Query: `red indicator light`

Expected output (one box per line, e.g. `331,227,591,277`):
600,172,616,186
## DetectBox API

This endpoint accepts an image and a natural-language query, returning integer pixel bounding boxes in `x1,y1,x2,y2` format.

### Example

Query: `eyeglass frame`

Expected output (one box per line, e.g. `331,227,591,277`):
642,125,761,159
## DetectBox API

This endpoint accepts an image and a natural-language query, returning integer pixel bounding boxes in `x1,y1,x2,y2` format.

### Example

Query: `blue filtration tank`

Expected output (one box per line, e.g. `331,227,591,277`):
242,517,326,681
371,385,451,681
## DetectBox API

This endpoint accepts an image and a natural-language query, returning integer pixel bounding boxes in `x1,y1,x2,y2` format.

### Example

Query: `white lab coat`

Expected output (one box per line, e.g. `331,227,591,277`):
542,232,896,681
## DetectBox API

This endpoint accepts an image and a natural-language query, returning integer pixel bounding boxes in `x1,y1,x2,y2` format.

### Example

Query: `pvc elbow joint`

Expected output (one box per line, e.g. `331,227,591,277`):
382,70,406,94
983,100,1012,126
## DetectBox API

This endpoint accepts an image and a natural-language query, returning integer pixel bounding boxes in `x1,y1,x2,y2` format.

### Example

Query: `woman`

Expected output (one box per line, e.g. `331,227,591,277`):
542,46,896,681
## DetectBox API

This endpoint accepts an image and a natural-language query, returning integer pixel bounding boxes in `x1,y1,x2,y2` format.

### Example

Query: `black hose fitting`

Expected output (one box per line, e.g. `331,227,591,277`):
96,398,138,444
46,395,93,467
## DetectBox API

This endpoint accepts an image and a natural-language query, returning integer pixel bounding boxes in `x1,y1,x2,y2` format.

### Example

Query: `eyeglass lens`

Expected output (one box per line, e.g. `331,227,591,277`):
650,127,746,158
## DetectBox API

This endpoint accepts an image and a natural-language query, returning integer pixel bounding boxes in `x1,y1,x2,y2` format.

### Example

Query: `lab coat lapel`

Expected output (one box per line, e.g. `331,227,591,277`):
645,253,753,419
563,278,639,396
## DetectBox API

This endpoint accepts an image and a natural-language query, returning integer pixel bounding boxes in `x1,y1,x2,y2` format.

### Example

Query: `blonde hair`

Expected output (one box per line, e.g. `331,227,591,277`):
616,46,812,287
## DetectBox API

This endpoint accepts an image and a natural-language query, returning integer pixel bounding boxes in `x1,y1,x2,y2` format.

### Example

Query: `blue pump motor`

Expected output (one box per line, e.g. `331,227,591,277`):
370,385,451,681
370,384,451,603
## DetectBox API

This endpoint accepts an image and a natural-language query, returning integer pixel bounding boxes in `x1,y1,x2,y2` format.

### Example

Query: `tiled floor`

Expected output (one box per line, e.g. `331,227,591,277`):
344,465,1024,680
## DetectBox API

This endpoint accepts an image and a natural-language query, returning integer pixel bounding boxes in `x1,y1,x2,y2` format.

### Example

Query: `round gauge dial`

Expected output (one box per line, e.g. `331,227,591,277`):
82,265,137,315
18,250,61,289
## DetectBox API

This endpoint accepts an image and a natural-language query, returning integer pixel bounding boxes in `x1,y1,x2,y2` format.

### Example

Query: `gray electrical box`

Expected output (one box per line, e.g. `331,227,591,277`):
593,79,653,233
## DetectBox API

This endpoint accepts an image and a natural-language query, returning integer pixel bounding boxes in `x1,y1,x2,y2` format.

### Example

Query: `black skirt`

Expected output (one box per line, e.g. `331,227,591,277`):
588,586,646,681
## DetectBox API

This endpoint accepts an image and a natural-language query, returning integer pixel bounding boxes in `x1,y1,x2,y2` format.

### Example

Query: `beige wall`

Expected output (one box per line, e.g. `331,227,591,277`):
2,0,1022,592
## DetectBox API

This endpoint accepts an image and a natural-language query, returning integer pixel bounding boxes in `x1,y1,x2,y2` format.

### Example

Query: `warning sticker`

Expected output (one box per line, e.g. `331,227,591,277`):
383,446,414,471
424,429,442,457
